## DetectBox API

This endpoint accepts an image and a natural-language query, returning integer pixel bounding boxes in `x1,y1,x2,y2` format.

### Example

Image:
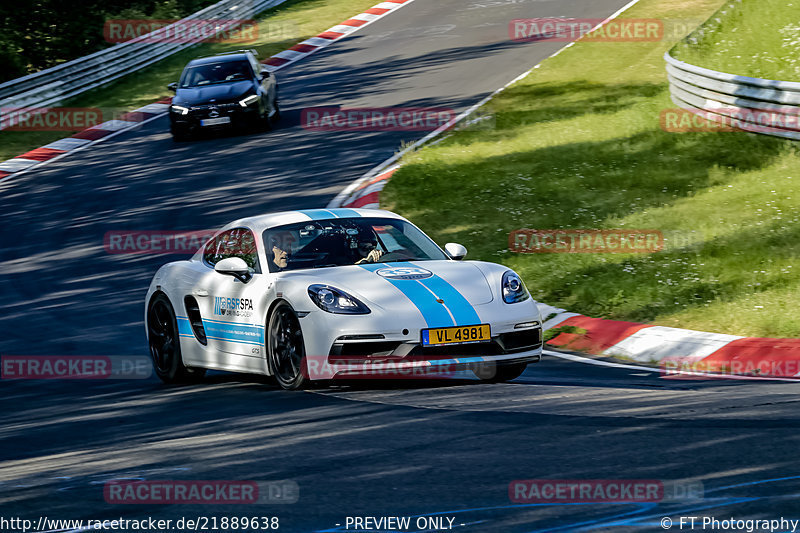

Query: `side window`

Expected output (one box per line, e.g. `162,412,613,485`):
203,228,261,272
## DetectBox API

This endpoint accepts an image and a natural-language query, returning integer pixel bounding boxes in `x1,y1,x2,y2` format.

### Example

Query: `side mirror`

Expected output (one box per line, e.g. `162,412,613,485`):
215,257,252,282
260,68,271,80
444,243,467,261
167,82,178,92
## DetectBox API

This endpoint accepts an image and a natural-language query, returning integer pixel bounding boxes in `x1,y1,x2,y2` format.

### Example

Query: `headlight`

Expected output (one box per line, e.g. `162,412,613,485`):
170,105,189,115
238,94,259,107
502,271,529,304
308,284,370,314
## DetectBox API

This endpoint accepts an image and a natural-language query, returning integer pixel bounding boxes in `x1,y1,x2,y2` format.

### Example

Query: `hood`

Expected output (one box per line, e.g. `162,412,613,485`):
280,260,494,312
175,80,255,105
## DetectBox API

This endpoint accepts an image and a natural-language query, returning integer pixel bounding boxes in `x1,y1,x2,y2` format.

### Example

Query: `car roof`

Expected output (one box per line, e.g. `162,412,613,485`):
187,53,251,66
224,208,409,234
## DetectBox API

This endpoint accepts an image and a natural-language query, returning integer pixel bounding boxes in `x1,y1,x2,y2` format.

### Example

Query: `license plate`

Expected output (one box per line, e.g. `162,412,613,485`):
421,324,491,346
201,117,231,126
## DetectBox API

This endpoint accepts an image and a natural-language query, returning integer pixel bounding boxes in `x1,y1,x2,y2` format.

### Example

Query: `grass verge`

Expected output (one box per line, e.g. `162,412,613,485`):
0,0,379,161
382,0,800,338
671,0,800,81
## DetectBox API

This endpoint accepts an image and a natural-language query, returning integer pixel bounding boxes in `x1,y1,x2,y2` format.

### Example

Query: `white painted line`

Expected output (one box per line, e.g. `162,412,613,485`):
374,1,403,8
328,0,646,208
41,138,92,151
0,158,40,172
603,326,743,363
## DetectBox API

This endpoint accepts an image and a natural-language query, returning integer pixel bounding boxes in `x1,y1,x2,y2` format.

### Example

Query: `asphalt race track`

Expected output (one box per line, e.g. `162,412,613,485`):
2,0,800,531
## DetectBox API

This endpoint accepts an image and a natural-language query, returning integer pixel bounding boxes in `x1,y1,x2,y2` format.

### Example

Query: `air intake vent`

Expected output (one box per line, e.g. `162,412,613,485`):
184,296,207,345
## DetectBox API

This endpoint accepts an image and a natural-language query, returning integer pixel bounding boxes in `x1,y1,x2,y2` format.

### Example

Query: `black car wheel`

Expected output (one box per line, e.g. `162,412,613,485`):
147,294,205,383
267,302,308,390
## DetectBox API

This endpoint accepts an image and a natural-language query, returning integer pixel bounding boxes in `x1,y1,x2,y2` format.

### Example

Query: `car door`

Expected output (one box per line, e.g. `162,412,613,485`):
194,227,268,368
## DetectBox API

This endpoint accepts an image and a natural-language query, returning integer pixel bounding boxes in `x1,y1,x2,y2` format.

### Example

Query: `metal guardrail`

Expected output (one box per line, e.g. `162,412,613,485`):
0,0,289,114
665,51,800,140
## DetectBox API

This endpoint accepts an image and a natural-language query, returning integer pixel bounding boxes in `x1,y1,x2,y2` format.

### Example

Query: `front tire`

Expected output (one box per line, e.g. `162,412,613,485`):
147,294,206,384
267,302,308,390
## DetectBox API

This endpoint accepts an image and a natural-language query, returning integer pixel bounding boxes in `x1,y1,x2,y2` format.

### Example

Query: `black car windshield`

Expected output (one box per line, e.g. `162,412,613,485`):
263,217,449,273
179,60,252,87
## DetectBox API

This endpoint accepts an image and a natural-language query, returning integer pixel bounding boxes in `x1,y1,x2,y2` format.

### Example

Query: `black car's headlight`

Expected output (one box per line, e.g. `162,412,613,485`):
238,94,259,108
170,105,189,115
502,271,530,304
308,285,370,314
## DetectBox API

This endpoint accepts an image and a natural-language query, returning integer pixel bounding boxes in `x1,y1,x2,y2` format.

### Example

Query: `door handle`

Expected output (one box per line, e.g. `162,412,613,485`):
193,289,209,297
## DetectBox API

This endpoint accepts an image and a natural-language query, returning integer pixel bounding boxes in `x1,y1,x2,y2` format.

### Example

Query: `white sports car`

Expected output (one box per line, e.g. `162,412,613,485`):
145,208,542,389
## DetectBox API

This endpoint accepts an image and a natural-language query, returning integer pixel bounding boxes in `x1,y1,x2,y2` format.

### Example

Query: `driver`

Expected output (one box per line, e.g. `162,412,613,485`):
354,231,384,264
269,237,291,271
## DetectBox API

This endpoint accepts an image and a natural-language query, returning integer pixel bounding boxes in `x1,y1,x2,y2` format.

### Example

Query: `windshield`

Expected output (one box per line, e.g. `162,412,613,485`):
179,60,252,87
262,217,449,273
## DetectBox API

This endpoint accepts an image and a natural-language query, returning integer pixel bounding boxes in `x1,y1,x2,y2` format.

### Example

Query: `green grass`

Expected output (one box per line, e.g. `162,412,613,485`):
382,0,800,338
0,0,379,161
671,0,800,81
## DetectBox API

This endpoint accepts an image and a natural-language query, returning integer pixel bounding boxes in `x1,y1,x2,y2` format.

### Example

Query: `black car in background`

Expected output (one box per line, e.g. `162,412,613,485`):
167,50,279,141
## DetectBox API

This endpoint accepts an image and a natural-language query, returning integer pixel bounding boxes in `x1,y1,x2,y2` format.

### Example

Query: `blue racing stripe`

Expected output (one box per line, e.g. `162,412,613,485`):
329,208,361,218
201,320,265,345
299,209,339,220
176,316,193,336
358,263,454,328
417,274,482,326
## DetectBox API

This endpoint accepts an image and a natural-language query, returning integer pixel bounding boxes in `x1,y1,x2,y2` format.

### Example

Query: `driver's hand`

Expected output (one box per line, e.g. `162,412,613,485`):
357,249,383,264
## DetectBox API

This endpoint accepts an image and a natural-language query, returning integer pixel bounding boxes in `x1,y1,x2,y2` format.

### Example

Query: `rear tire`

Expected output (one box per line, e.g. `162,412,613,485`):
474,362,527,383
147,293,206,384
267,302,309,390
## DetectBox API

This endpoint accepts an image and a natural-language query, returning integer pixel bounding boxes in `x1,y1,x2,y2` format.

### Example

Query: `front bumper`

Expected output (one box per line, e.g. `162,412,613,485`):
301,316,543,380
170,103,260,132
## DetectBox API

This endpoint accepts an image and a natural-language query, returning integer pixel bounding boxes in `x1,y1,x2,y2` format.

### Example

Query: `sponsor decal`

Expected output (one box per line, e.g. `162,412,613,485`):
213,297,254,318
375,267,433,280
